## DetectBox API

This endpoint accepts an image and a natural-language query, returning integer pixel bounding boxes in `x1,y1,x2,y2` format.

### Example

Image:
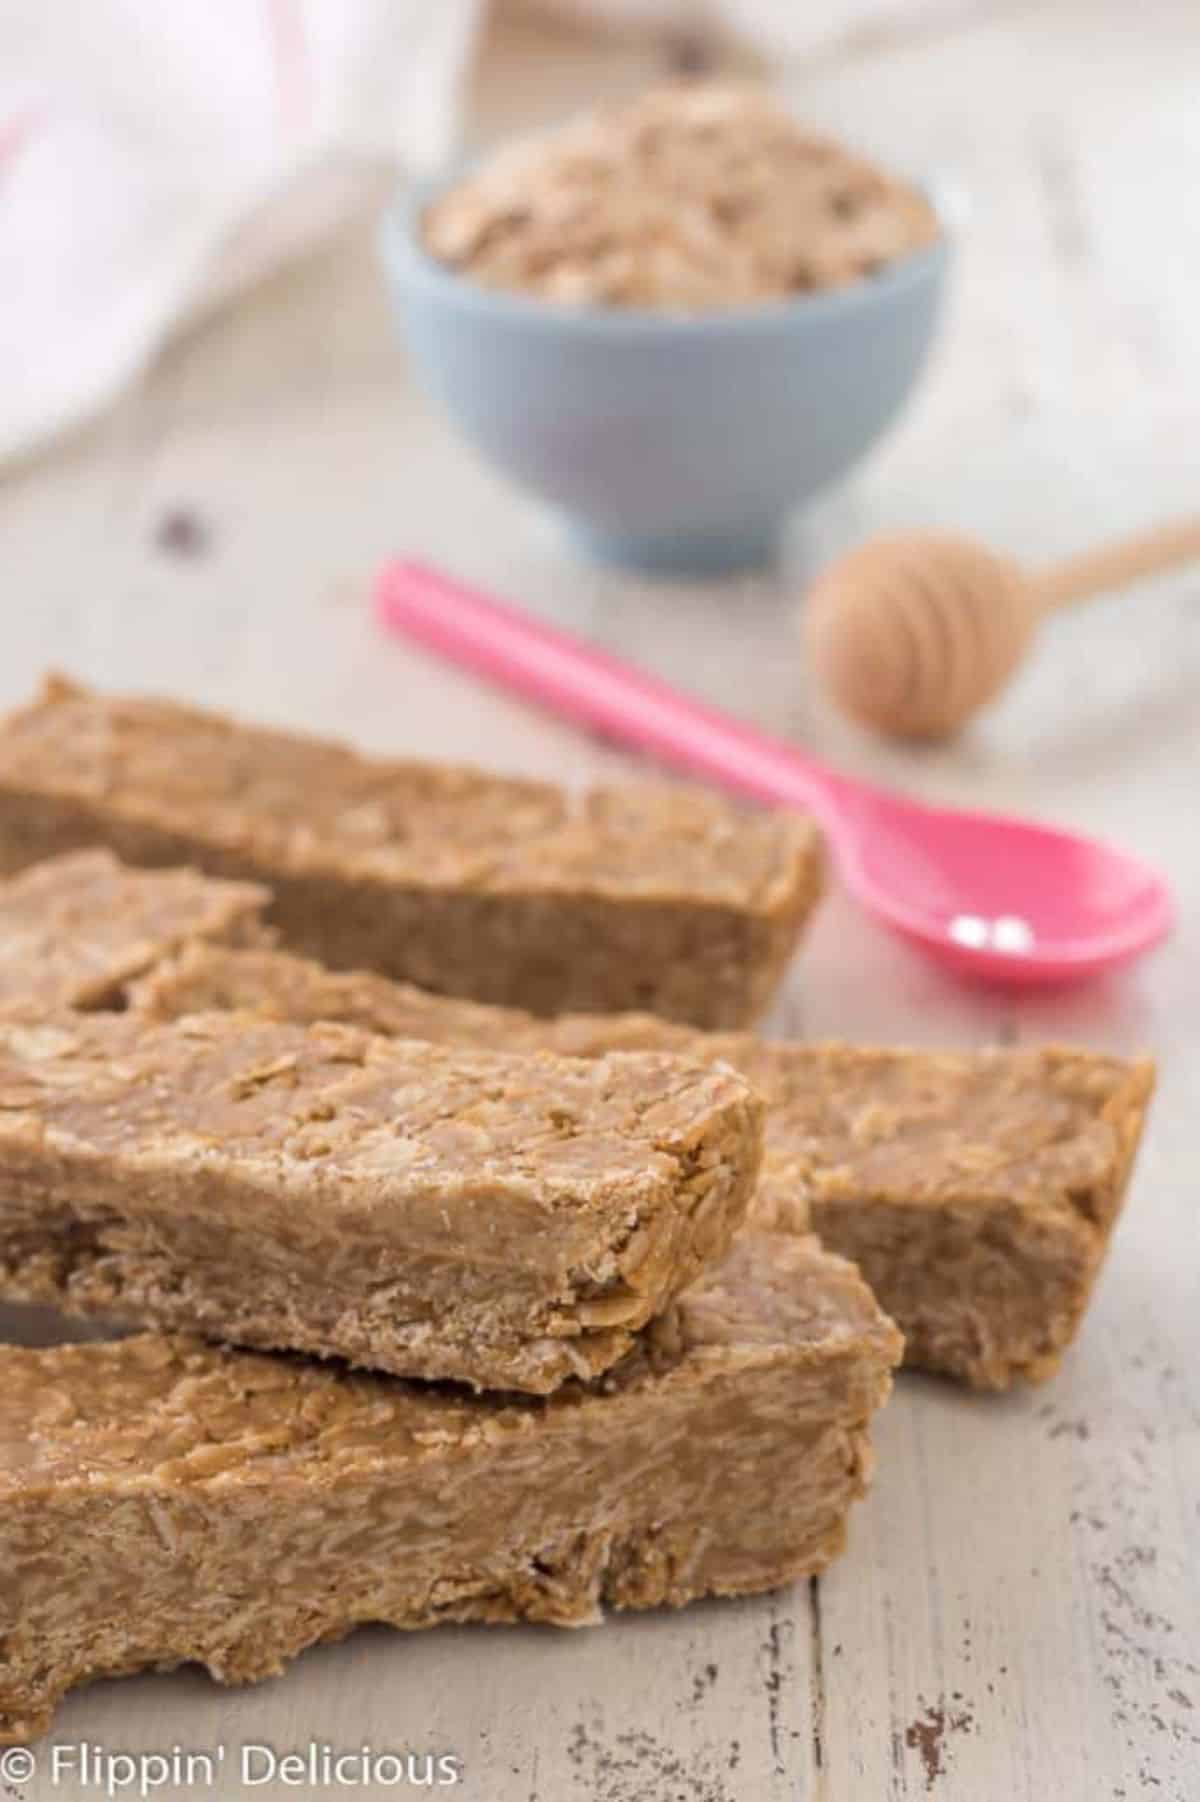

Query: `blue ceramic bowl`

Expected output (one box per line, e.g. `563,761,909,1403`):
381,176,953,576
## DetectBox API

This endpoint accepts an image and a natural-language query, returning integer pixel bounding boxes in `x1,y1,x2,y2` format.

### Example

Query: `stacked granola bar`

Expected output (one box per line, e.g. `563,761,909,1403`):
0,681,1152,1741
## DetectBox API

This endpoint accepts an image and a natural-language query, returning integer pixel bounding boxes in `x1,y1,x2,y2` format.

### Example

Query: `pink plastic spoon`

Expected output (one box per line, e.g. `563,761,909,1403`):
375,561,1173,986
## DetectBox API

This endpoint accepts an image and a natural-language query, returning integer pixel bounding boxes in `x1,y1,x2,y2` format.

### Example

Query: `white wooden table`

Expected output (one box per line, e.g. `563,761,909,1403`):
1,4,1198,1797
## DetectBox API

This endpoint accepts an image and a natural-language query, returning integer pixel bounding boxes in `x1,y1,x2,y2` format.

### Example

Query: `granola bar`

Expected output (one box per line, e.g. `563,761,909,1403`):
0,848,267,1020
0,676,822,1028
0,1231,901,1744
134,941,1155,1389
0,1011,761,1392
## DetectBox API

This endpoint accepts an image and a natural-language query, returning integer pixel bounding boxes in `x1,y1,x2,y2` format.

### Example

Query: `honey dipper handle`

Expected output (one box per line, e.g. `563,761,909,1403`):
1036,517,1200,612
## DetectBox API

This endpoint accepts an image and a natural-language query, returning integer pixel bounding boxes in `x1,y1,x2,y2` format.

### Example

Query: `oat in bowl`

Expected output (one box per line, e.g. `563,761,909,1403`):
422,83,940,312
383,83,952,575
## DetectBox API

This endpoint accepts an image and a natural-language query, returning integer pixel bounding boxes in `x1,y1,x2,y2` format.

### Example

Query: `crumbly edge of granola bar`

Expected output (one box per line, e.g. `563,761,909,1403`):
0,846,270,1019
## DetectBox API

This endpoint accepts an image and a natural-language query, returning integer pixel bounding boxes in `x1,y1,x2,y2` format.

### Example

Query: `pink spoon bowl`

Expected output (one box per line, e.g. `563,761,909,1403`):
375,561,1173,988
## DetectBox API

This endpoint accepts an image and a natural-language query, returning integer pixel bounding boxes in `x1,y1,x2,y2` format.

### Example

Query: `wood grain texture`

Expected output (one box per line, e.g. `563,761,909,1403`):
1,3,1197,1797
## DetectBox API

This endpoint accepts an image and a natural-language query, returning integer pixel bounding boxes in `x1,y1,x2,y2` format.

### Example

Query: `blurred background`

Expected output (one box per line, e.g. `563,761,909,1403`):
3,0,1195,465
1,0,1196,822
3,0,1196,1021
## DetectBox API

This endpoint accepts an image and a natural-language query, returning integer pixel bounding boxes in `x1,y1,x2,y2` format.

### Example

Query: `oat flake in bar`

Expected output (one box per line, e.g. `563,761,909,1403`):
134,939,1155,1390
0,1232,901,1745
0,1010,761,1393
0,676,822,1028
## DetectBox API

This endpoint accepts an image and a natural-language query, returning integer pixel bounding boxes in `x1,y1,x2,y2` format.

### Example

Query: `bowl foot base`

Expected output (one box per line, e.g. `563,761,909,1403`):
564,519,781,578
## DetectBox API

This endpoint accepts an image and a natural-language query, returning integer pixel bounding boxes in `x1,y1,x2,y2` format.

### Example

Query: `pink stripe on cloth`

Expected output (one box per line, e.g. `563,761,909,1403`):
0,104,44,171
265,0,312,135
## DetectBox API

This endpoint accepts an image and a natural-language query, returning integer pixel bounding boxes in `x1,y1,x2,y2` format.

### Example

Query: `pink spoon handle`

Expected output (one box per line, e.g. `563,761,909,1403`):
375,561,851,844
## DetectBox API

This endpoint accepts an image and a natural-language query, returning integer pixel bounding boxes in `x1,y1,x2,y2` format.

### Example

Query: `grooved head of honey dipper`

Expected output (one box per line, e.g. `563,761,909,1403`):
803,530,1038,740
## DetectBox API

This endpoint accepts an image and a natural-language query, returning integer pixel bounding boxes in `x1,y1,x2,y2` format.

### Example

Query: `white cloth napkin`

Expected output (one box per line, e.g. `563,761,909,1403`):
0,0,944,464
0,0,483,464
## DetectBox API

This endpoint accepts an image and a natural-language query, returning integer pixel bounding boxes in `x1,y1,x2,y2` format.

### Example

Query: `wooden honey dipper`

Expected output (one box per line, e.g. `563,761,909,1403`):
803,517,1200,740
